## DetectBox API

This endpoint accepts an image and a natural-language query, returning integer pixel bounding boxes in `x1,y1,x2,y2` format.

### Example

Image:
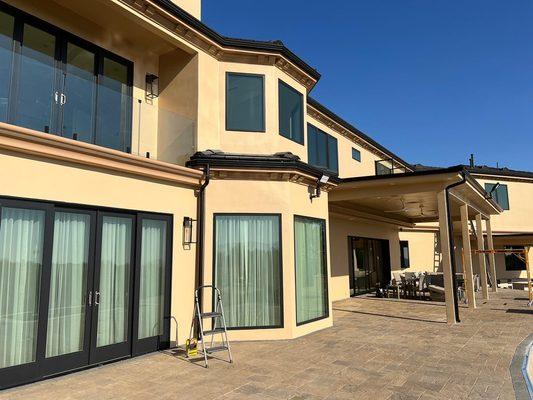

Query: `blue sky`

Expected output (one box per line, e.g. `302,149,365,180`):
203,0,533,170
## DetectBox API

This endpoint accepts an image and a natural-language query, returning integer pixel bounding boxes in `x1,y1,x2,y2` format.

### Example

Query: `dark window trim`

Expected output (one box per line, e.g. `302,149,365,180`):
352,147,361,162
484,182,510,211
225,72,266,133
0,1,134,152
400,240,410,269
294,215,329,326
212,212,284,330
278,79,304,145
307,123,339,174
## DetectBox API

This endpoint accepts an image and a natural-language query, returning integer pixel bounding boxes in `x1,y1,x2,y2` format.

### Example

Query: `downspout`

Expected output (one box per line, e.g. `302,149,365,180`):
444,171,467,323
195,164,210,310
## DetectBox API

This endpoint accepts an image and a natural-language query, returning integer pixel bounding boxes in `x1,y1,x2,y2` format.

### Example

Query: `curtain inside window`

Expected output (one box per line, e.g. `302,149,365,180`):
97,216,132,347
46,212,90,358
138,219,167,339
295,217,327,324
0,207,45,369
215,215,281,328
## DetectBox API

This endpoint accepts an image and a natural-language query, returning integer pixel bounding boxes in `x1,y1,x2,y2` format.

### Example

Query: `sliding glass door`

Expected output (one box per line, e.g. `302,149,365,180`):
0,4,132,152
0,200,172,389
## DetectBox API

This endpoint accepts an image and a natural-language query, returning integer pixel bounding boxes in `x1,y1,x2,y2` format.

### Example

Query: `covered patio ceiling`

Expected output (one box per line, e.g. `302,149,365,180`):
329,166,502,224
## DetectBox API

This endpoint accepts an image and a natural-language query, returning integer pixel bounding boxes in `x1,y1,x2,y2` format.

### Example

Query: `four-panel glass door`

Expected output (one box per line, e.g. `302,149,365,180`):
0,5,133,153
0,200,172,389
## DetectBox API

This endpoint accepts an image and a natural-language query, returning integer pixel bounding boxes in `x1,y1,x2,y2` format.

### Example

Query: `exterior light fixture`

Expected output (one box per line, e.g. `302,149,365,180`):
310,175,329,201
145,73,159,99
182,216,196,246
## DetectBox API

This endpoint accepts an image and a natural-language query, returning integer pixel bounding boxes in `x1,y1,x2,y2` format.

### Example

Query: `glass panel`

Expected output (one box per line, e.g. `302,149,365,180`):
226,73,264,132
138,219,167,339
279,81,303,144
0,207,45,369
352,148,361,162
295,217,327,324
46,212,90,358
307,124,317,165
327,135,338,173
97,216,132,347
215,215,281,328
0,11,14,122
14,24,56,132
316,129,328,168
96,57,132,152
62,42,96,143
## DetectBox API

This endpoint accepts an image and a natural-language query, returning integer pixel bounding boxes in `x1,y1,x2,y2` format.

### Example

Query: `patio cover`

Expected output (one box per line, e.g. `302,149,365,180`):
329,166,502,324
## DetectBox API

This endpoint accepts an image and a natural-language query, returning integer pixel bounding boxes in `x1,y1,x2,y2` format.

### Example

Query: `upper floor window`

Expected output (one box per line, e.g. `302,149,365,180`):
0,6,133,152
278,80,303,144
352,147,361,162
375,161,393,175
307,124,338,173
484,183,509,210
226,72,265,132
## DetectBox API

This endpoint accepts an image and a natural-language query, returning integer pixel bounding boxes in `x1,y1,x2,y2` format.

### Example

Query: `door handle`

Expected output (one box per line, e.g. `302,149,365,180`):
54,91,60,104
60,93,67,105
88,291,93,306
94,291,100,305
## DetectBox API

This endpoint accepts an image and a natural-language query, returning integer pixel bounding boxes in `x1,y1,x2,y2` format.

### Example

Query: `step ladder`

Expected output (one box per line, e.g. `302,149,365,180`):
188,285,233,368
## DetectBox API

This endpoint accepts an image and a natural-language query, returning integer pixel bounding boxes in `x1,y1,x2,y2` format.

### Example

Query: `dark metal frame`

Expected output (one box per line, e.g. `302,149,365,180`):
0,1,134,153
374,158,408,175
212,213,284,330
400,240,410,269
307,123,339,175
278,79,304,145
294,215,329,326
225,72,266,133
0,195,173,389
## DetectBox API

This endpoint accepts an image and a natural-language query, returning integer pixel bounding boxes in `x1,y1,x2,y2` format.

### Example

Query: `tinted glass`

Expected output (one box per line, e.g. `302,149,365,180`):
327,135,338,173
279,81,303,144
226,73,264,132
0,11,14,122
14,24,56,132
62,42,96,143
485,183,510,210
96,57,132,151
307,124,317,165
352,148,361,162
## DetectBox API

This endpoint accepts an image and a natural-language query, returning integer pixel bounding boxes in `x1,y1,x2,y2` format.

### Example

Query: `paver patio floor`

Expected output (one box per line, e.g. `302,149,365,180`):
1,290,532,400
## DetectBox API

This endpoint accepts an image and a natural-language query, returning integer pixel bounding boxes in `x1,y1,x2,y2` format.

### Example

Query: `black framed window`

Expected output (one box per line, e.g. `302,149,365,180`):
214,214,283,329
226,73,265,132
400,240,410,269
504,246,526,271
278,80,303,144
484,183,509,210
307,124,338,173
375,161,392,175
352,147,361,162
294,216,328,325
0,4,133,152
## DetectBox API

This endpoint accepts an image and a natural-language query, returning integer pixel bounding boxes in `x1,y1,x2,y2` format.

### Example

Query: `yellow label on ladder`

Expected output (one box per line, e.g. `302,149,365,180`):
186,338,198,357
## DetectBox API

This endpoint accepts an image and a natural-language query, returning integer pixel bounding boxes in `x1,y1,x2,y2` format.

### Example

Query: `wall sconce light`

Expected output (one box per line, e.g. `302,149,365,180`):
145,73,159,99
310,175,330,201
183,216,196,246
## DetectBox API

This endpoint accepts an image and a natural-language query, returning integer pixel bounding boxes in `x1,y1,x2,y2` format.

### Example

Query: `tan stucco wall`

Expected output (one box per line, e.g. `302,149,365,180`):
398,230,441,273
169,0,201,20
202,179,333,340
0,149,198,346
329,215,401,301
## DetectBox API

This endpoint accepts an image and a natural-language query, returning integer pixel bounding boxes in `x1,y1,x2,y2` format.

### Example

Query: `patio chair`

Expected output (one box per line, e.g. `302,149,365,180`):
417,273,430,300
387,272,404,299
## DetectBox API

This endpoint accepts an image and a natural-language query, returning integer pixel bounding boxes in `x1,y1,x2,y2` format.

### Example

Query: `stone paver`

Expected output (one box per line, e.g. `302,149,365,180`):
1,290,531,400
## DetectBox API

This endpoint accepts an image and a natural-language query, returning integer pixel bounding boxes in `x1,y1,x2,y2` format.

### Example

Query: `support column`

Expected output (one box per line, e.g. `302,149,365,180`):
486,218,498,292
437,190,457,324
475,214,489,300
460,204,476,308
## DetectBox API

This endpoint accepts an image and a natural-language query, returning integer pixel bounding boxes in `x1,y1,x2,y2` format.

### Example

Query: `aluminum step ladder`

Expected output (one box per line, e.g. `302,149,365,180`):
188,285,233,368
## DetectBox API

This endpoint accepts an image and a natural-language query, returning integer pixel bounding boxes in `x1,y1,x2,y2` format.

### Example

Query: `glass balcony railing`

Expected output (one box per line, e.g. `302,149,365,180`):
375,158,408,176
